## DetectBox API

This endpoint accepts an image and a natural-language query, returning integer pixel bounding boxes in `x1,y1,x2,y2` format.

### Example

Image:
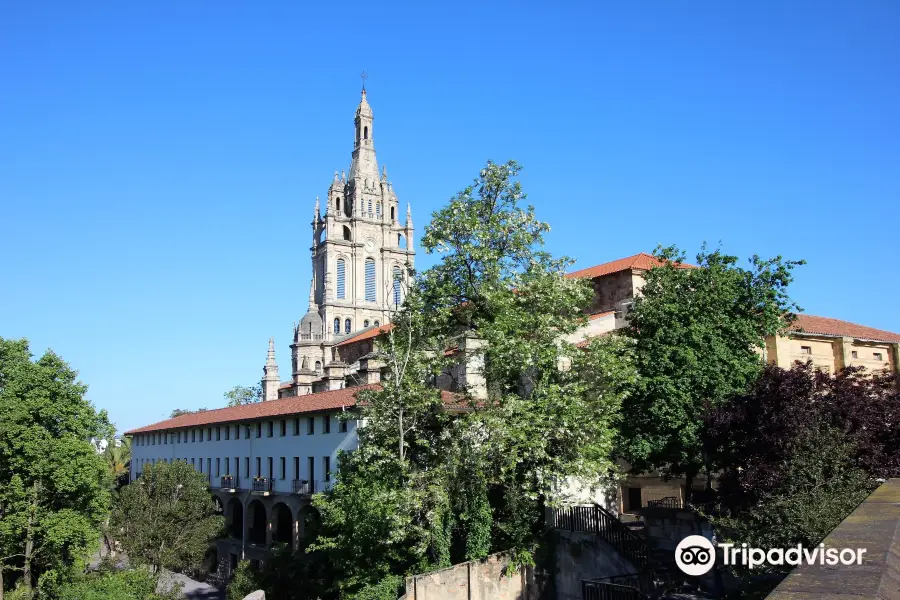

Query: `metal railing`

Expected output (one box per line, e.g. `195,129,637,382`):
582,580,647,600
220,475,238,490
646,496,680,509
251,477,273,493
292,479,316,495
551,505,650,569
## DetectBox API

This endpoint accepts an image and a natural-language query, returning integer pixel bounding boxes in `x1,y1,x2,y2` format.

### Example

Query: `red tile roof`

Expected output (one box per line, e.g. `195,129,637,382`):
790,314,900,343
124,385,463,435
588,310,615,321
335,324,394,347
566,252,694,280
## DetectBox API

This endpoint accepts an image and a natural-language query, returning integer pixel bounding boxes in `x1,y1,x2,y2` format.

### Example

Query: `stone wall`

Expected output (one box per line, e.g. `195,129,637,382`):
402,553,540,600
552,530,639,600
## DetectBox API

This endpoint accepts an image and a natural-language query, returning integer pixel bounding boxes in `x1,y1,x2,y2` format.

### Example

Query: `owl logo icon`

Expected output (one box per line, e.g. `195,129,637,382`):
675,535,716,576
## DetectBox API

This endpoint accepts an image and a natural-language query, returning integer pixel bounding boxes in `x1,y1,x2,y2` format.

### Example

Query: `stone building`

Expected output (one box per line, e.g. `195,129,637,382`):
562,252,900,512
282,87,414,399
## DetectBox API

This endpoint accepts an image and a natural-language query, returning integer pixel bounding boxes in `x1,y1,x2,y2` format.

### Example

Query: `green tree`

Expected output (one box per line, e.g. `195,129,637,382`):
620,246,803,492
311,161,634,593
223,385,261,407
168,408,204,419
56,564,182,600
102,438,131,490
0,337,112,597
111,460,223,574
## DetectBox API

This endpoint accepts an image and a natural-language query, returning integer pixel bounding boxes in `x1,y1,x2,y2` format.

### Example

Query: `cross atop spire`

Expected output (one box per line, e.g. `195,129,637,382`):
360,70,368,92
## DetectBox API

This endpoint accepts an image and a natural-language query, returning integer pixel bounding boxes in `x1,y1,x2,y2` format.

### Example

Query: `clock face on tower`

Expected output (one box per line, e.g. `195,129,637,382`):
364,239,375,254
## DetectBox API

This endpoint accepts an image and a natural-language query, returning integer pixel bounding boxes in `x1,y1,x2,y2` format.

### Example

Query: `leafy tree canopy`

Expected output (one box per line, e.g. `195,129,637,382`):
111,460,223,574
311,161,635,594
0,337,112,596
620,245,804,483
223,385,261,407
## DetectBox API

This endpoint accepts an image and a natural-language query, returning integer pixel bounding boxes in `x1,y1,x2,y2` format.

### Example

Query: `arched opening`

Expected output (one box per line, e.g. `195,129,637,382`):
398,233,407,249
248,500,267,545
374,320,380,327
390,206,395,221
393,266,402,305
315,360,322,373
376,203,381,217
367,199,372,214
343,226,351,241
333,318,340,335
344,319,352,334
336,259,346,299
227,498,244,540
363,126,368,140
299,505,322,548
365,258,376,302
271,503,293,546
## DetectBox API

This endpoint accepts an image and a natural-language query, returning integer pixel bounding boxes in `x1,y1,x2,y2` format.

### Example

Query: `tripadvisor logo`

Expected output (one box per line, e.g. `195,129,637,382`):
674,535,867,576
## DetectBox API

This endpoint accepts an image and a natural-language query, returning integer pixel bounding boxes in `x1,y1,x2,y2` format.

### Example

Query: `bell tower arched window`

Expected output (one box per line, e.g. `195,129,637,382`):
393,266,402,305
344,319,352,334
365,258,376,302
333,318,340,335
364,126,368,140
336,259,346,299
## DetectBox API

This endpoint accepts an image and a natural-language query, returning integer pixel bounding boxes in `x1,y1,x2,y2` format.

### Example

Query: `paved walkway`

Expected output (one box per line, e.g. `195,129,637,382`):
159,570,225,600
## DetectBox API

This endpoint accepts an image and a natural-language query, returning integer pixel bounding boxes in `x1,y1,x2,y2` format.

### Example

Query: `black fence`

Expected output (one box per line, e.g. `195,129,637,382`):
251,477,273,493
646,496,680,509
582,580,647,600
220,475,238,489
292,479,316,495
551,505,650,569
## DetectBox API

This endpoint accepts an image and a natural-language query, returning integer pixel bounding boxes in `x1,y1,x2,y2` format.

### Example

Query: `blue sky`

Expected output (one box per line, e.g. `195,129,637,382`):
2,1,898,434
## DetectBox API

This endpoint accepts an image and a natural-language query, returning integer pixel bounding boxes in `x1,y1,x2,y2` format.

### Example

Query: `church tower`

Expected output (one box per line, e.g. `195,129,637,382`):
287,87,415,394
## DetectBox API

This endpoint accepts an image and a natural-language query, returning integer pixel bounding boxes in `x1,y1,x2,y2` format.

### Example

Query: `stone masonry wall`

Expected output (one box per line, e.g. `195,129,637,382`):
403,553,533,600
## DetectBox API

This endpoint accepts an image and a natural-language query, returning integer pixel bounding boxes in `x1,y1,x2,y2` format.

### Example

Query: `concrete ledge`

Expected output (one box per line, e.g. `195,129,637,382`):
767,479,900,600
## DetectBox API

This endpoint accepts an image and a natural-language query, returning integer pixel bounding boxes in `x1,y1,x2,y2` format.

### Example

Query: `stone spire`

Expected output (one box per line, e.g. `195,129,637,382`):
349,89,379,183
314,196,320,220
307,280,316,311
261,337,280,401
406,202,413,227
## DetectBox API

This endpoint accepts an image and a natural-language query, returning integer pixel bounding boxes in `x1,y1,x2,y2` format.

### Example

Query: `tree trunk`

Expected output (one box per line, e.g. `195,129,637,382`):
22,482,40,592
398,409,405,463
1,563,5,600
684,470,695,505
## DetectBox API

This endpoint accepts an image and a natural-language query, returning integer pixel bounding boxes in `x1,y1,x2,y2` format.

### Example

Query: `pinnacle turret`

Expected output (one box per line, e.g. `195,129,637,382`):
261,337,280,401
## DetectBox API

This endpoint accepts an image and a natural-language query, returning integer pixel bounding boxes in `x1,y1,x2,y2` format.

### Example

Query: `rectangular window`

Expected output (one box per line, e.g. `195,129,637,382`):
256,457,261,477
244,457,250,478
216,427,221,441
339,418,348,433
225,426,230,440
257,423,262,438
307,417,315,435
236,425,240,440
208,428,213,441
216,458,220,477
225,457,230,475
192,430,196,442
191,457,195,467
324,456,331,482
336,259,346,299
851,351,858,359
267,457,273,480
293,457,300,480
874,352,883,361
293,418,299,435
280,420,286,437
308,457,315,483
267,422,273,438
323,415,331,434
280,457,286,480
800,346,812,355
207,458,211,475
199,459,203,473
